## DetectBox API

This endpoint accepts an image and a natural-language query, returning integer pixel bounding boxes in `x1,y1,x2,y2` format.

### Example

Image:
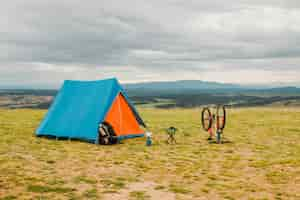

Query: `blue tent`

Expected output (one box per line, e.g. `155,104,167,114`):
36,78,145,143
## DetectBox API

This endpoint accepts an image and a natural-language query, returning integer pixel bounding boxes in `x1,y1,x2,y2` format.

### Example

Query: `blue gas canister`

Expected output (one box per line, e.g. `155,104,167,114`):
146,132,152,146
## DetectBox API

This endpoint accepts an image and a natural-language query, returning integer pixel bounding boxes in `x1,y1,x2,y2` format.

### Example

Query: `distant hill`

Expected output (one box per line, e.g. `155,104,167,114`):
1,80,299,96
124,80,243,91
240,87,300,97
0,80,300,109
124,80,300,96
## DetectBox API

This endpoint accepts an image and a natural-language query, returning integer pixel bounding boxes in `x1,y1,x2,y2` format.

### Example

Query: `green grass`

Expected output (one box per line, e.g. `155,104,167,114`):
154,185,165,190
100,178,127,190
82,188,98,199
27,184,75,193
0,196,17,200
129,191,150,200
0,107,300,199
73,176,97,185
168,184,191,194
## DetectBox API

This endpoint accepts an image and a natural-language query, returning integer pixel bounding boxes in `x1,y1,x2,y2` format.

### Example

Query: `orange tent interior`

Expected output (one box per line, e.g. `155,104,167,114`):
105,93,144,136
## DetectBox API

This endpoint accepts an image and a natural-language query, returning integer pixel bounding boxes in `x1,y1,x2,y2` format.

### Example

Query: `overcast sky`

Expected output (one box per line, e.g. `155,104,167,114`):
1,0,300,88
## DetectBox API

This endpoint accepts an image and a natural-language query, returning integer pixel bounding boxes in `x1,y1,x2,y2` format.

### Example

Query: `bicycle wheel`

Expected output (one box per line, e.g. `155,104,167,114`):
216,105,226,130
201,107,212,131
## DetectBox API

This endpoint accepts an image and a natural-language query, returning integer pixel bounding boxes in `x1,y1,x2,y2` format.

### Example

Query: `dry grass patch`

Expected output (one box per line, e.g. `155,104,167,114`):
0,107,300,199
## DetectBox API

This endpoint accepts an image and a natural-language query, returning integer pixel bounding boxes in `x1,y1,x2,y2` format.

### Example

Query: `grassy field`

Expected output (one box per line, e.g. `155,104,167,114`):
0,107,300,200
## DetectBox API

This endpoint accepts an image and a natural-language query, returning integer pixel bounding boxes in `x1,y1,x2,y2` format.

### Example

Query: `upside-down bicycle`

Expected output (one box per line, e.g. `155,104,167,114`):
201,105,227,143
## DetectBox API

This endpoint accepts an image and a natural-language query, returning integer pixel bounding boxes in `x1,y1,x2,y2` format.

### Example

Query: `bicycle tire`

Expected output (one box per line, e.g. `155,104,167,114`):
216,105,226,130
201,107,213,131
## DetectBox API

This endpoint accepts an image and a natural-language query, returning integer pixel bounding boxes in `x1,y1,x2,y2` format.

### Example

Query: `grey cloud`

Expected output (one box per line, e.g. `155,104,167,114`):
0,0,300,86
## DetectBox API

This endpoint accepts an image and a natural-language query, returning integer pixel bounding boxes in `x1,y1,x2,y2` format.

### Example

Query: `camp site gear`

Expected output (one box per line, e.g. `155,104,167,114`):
216,129,222,144
201,105,227,144
36,78,146,144
98,122,118,145
166,127,177,144
201,107,213,131
146,131,152,146
207,127,213,140
216,105,226,130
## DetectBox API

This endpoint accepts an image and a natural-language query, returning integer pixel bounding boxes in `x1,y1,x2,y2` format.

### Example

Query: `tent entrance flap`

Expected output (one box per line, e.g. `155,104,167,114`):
104,93,143,136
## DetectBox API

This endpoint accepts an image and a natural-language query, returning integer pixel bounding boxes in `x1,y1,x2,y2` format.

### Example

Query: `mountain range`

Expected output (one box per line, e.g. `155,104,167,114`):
124,80,242,90
124,80,300,95
1,80,299,96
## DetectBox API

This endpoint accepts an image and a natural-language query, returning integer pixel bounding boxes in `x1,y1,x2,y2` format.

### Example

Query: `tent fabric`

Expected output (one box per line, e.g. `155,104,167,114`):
36,78,145,143
105,93,144,136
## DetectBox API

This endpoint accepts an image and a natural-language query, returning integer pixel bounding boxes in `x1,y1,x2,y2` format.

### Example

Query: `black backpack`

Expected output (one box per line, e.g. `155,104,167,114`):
98,122,118,145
